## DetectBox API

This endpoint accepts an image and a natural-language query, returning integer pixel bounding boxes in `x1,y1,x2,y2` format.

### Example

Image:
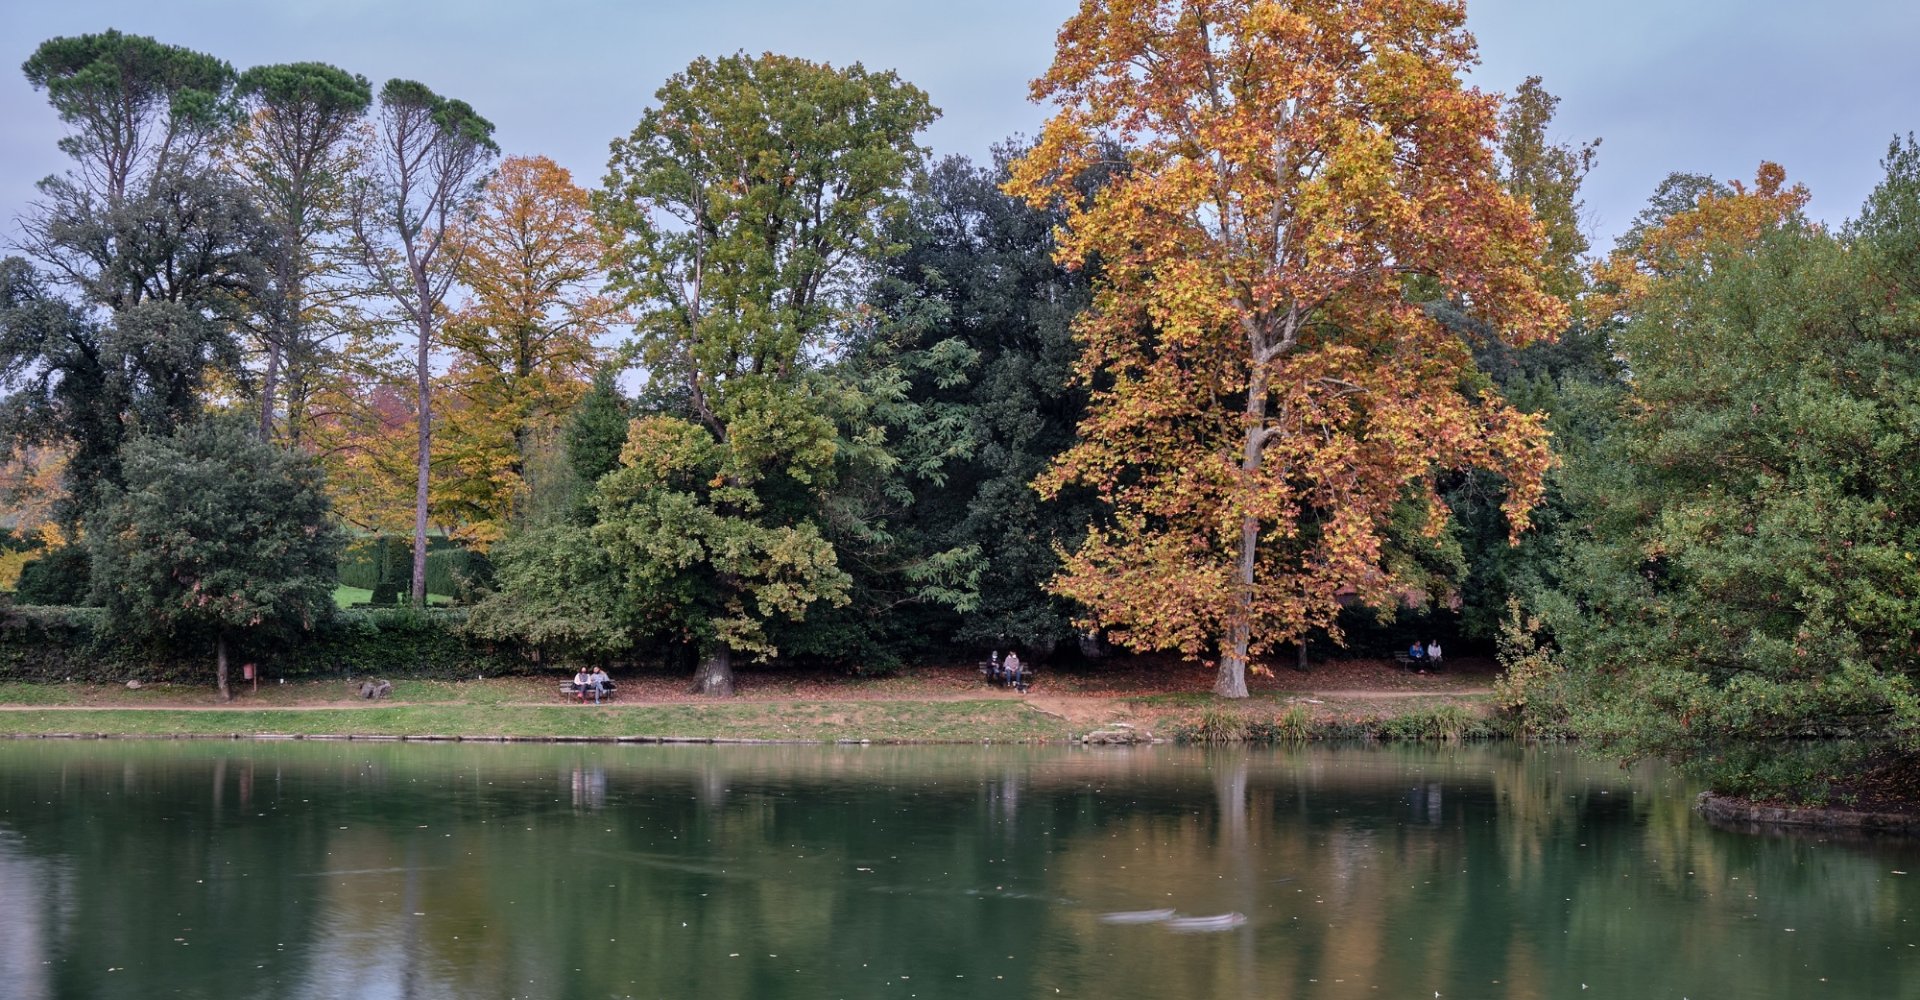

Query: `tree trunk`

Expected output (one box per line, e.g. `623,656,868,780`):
1296,638,1309,672
1215,335,1273,700
216,631,232,703
690,642,735,697
258,343,280,442
1216,591,1252,699
411,312,432,607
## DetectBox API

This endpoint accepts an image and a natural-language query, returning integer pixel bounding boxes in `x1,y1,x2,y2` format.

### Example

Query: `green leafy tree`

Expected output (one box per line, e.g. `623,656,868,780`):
562,370,634,520
87,418,345,700
595,53,937,695
848,150,1102,655
1541,152,1920,800
20,29,234,205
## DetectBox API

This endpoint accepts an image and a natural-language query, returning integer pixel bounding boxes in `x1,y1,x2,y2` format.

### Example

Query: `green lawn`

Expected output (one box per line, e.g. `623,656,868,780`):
0,700,1072,743
331,585,452,608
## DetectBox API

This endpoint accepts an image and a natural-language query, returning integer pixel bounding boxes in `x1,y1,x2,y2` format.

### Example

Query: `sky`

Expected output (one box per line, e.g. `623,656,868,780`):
3,0,1919,255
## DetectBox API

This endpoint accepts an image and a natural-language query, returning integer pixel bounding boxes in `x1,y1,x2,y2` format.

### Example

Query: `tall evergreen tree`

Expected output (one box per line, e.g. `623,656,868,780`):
6,33,270,526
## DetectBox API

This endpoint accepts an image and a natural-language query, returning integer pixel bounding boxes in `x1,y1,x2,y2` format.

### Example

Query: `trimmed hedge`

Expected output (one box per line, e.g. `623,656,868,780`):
339,535,489,602
0,605,531,683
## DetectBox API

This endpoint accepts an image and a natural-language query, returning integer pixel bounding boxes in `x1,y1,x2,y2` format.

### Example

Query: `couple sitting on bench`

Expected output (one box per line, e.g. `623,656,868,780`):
984,651,1031,692
569,666,615,703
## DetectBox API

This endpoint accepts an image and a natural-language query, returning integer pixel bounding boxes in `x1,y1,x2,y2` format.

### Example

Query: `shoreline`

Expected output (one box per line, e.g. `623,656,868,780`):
1695,791,1920,835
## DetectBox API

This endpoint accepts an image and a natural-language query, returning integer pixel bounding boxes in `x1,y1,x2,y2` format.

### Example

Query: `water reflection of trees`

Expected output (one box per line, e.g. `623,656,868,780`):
0,742,1913,998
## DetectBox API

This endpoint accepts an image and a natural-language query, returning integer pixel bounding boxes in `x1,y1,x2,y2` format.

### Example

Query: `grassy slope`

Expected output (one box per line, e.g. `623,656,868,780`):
0,701,1070,742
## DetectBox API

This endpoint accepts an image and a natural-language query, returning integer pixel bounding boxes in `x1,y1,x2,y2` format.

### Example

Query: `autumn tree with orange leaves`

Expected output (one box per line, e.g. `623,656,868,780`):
1009,0,1566,697
438,155,617,545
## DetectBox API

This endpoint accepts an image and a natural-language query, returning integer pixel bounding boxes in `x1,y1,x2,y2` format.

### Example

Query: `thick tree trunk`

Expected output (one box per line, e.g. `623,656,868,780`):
216,632,232,703
1216,564,1253,699
690,643,736,697
412,312,432,607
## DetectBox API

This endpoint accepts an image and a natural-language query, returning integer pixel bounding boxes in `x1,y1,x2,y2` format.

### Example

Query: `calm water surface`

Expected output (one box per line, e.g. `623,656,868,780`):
0,741,1913,999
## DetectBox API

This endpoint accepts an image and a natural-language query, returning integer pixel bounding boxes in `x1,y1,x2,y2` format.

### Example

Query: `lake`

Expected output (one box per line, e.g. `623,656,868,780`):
0,740,1913,999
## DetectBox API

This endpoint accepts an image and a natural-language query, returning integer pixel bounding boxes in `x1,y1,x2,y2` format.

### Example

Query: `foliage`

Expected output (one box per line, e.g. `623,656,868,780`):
3,77,274,523
14,544,92,606
1008,0,1565,696
0,604,520,682
562,371,634,520
86,418,346,696
593,52,936,693
1497,77,1600,310
463,522,642,662
437,155,614,544
847,150,1103,655
21,30,235,203
1542,155,1920,800
1491,597,1570,736
229,60,374,445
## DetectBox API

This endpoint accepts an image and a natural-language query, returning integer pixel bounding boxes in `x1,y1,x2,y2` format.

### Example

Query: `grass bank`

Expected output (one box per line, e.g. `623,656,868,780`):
0,699,1072,743
0,658,1509,744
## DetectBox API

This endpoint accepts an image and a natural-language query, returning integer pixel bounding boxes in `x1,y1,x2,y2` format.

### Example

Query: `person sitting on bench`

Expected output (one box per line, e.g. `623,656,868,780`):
1407,641,1425,664
587,666,613,702
572,667,593,700
1001,651,1023,687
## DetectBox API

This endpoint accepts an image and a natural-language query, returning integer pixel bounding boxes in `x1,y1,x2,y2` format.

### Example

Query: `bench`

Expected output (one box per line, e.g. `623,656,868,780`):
979,660,1035,693
560,681,617,703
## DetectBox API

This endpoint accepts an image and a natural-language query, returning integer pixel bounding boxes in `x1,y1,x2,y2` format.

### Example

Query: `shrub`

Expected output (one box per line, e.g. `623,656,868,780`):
1380,703,1492,742
0,605,530,683
1492,597,1572,736
14,545,92,606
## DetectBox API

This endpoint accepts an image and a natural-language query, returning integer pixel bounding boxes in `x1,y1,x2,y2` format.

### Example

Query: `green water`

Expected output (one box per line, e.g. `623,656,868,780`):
0,741,1912,999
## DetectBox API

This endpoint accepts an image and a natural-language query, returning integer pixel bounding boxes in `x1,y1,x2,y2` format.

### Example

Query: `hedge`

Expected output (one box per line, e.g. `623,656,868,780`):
0,605,531,683
339,535,490,601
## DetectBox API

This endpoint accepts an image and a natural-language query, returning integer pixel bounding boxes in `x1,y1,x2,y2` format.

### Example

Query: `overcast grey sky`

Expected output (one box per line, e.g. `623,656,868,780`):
4,0,1918,254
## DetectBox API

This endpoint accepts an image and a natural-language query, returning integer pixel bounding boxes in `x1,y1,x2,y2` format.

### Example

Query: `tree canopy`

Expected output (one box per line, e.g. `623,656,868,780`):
86,418,345,699
1008,0,1565,696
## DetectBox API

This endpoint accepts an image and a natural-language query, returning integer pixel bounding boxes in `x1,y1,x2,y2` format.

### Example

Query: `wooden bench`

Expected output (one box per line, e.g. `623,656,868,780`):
560,681,617,703
979,660,1035,693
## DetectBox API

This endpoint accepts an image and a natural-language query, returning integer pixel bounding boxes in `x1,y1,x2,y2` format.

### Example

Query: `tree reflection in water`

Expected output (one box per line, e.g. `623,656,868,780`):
0,742,1912,999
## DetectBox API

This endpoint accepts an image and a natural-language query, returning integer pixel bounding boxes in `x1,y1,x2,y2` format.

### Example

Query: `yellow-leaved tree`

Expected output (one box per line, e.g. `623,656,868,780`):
438,155,617,545
1008,0,1567,696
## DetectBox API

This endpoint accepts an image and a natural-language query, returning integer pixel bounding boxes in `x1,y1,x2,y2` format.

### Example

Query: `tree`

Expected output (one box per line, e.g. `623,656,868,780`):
87,418,345,700
596,52,937,694
437,155,615,544
20,30,233,206
1591,163,1809,318
230,61,374,444
562,370,634,520
9,33,271,527
348,79,498,605
1541,157,1920,800
1496,77,1599,310
849,149,1103,654
1008,0,1566,696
